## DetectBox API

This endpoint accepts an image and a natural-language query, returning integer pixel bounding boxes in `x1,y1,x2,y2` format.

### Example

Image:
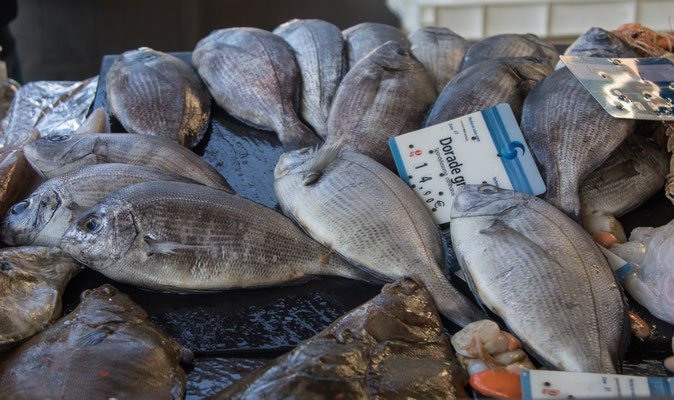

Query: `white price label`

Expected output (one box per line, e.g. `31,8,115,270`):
389,104,545,224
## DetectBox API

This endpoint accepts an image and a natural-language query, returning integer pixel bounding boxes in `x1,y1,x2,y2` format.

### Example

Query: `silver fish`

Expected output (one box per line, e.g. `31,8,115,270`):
450,184,628,373
580,135,669,241
0,247,82,350
273,19,345,140
424,56,551,126
0,284,193,398
192,28,320,150
520,67,635,221
274,145,486,327
564,27,638,58
342,22,410,70
73,107,110,135
326,41,436,170
409,26,470,93
106,47,210,147
60,182,374,292
1,163,197,247
23,133,233,192
460,34,559,71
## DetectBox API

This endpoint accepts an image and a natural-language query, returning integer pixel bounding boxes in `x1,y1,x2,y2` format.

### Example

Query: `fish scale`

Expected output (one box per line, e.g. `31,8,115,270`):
460,33,559,71
450,185,628,373
409,26,470,93
342,22,410,70
60,182,371,293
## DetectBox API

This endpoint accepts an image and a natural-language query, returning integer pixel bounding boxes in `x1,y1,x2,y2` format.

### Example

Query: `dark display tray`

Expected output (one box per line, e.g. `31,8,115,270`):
70,52,674,398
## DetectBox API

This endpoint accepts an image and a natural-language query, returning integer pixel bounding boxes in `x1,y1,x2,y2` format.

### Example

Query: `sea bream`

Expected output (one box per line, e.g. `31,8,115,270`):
342,22,410,70
450,184,629,373
460,33,559,71
409,26,470,92
60,182,375,292
274,145,486,327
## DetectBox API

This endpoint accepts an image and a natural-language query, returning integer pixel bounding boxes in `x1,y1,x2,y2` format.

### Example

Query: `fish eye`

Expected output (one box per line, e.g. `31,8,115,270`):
48,135,70,142
10,200,30,215
0,262,13,272
81,214,103,233
396,47,410,56
595,33,608,41
478,185,497,195
298,147,311,154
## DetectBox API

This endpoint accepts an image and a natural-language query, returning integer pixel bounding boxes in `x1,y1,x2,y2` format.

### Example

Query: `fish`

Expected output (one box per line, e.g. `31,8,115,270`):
424,56,552,126
22,133,234,192
564,27,639,58
106,47,211,148
192,27,320,150
0,284,193,398
450,184,629,373
409,26,470,92
1,163,198,247
274,145,486,327
580,135,669,242
273,19,344,140
520,67,636,222
342,22,411,69
460,34,559,71
0,247,82,350
73,107,110,134
212,276,468,399
60,181,376,292
325,41,437,170
0,130,39,219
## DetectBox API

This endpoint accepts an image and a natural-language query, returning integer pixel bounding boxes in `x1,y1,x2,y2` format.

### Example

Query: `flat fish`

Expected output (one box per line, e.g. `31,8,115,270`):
60,182,375,292
23,133,233,192
460,33,559,71
107,47,210,147
520,67,635,221
0,247,81,350
424,56,552,126
0,130,38,219
212,276,468,399
0,284,193,399
342,22,410,70
450,184,629,373
192,27,320,150
409,26,470,92
274,145,486,327
273,19,344,140
326,41,436,170
1,163,197,247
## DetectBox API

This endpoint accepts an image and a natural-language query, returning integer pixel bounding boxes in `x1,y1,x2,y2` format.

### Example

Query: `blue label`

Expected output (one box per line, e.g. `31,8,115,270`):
389,137,410,185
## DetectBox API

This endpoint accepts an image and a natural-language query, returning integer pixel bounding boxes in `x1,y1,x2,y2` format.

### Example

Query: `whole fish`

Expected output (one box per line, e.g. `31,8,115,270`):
274,145,486,327
460,34,559,71
326,41,436,170
409,26,470,92
60,182,374,292
213,276,468,399
192,27,320,149
342,22,410,69
73,107,110,134
424,57,551,126
580,135,669,241
273,19,344,140
0,284,193,399
450,184,628,373
23,133,233,192
0,130,38,218
564,27,638,58
520,67,635,221
0,247,81,350
1,163,197,247
106,47,210,147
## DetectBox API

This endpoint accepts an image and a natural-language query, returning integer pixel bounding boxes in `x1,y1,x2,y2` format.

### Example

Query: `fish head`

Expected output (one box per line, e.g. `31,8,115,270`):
370,41,417,71
564,28,638,58
274,146,314,179
61,200,137,269
1,186,61,246
24,134,97,178
451,184,523,219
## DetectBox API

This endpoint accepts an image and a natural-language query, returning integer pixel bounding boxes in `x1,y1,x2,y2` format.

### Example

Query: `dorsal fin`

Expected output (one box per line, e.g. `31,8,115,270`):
302,140,343,185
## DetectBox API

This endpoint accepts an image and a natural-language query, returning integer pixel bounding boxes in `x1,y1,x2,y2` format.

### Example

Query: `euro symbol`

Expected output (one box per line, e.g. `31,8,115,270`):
500,141,525,160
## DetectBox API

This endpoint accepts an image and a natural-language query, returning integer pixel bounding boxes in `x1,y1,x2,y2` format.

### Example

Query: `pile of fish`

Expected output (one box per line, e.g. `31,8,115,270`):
0,17,673,399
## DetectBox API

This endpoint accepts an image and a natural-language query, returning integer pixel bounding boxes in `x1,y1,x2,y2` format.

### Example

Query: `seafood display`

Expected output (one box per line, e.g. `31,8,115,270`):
0,16,673,399
107,47,211,147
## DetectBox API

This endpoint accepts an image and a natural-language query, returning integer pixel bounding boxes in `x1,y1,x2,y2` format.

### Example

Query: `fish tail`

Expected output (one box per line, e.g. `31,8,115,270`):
277,114,323,151
425,265,487,327
320,252,385,284
546,175,583,224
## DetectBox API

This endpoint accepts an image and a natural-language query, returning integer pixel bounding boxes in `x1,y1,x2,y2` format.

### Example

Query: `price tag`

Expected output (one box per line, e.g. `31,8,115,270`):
560,56,674,121
389,104,545,224
521,370,673,399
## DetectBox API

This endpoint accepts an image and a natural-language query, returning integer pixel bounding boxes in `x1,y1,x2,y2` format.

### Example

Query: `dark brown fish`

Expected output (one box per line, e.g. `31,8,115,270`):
342,22,411,70
460,33,559,71
213,276,468,399
106,47,211,147
192,28,320,150
0,129,38,219
0,284,193,399
409,26,470,92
